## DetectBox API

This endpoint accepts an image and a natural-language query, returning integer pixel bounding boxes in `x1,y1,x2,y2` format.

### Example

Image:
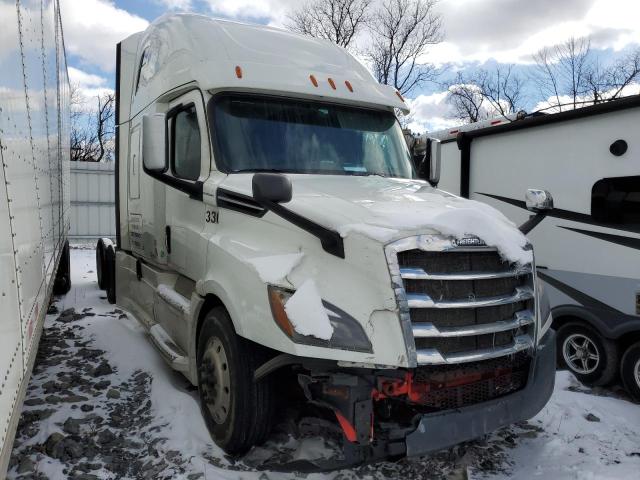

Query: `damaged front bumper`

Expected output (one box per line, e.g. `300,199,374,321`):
404,329,556,457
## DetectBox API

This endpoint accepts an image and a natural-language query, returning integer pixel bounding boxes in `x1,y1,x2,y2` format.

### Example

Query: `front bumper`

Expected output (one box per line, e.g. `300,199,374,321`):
404,329,556,457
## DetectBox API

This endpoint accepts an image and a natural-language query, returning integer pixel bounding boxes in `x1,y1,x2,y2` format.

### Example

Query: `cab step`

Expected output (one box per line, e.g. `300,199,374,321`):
149,324,188,372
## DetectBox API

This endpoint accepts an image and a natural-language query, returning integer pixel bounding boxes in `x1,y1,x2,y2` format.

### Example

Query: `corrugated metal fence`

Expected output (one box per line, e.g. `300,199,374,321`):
70,162,116,242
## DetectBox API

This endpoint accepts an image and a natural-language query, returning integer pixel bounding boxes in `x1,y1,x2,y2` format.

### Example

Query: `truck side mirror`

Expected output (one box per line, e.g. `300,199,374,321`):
252,173,292,204
525,189,554,212
143,113,167,172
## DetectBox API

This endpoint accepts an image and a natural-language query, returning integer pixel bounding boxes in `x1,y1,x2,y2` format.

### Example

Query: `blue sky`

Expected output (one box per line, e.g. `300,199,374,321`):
60,0,640,131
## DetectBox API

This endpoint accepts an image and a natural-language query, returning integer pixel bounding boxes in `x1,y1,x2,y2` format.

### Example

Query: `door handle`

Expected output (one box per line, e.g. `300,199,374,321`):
165,225,171,254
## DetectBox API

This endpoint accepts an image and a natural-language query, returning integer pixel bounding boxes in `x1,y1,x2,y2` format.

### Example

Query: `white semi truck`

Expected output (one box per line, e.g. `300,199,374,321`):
97,13,555,466
425,97,640,401
0,0,71,474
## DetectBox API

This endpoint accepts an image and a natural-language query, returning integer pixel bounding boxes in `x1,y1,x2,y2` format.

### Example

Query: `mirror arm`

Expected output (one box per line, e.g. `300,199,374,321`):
261,200,345,258
519,212,548,235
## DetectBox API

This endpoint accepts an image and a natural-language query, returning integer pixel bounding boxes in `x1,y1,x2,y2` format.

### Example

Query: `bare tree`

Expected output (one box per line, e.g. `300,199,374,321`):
589,49,640,103
286,0,371,50
70,84,115,162
366,0,443,95
446,66,526,123
533,37,640,112
446,74,485,123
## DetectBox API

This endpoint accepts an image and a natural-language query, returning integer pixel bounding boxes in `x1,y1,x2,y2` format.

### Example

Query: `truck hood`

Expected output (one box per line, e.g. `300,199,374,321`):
219,174,532,265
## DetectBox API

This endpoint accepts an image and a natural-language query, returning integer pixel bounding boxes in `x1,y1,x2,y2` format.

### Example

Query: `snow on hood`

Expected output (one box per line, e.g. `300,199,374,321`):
220,174,533,265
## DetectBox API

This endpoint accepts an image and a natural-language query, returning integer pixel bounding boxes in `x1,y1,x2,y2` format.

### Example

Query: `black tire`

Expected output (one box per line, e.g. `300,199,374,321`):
197,307,274,455
96,239,106,290
53,240,71,295
105,245,116,304
620,342,640,403
556,322,618,386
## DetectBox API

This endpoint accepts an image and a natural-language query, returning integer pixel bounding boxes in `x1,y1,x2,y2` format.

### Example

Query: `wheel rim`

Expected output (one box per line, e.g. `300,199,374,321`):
200,337,231,425
634,358,640,387
562,333,600,375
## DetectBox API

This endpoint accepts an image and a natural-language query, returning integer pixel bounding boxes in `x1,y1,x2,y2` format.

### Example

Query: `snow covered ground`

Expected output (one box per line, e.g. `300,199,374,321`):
8,249,640,479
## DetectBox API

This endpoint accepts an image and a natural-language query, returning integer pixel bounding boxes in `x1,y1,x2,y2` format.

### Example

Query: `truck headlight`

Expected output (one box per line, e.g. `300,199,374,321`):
268,286,373,353
537,277,553,339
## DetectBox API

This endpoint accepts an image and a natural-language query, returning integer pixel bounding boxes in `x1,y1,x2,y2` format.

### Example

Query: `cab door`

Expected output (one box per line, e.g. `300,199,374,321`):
164,90,210,280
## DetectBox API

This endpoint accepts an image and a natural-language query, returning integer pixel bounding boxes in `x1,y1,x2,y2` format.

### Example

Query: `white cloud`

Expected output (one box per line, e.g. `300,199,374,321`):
204,0,299,25
404,90,460,134
68,66,107,89
427,0,640,65
60,0,148,72
156,0,194,10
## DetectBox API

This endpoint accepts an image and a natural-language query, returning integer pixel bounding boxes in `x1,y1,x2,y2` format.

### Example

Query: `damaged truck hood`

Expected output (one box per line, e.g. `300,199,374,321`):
218,174,531,264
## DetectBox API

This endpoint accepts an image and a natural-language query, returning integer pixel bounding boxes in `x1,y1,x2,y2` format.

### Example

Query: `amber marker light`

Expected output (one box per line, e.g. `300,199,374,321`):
309,74,318,87
268,286,295,338
328,77,336,90
235,65,243,79
345,80,353,92
395,90,404,102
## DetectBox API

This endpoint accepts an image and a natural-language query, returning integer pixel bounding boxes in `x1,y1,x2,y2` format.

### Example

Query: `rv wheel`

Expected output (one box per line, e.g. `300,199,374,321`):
620,342,640,403
557,322,618,386
197,307,274,455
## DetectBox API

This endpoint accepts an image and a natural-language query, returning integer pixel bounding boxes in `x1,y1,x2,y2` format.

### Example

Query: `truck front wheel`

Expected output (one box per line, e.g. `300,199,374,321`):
196,307,274,455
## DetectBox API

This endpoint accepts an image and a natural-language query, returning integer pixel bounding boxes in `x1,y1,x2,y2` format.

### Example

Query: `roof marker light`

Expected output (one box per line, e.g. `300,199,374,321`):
345,80,353,92
309,74,318,87
395,90,404,102
235,66,242,79
328,78,336,90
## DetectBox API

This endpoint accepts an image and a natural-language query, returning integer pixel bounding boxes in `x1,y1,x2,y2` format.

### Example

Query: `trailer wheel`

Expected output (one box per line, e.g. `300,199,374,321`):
53,240,71,295
197,306,274,455
556,322,618,386
105,244,116,304
96,239,107,290
620,342,640,403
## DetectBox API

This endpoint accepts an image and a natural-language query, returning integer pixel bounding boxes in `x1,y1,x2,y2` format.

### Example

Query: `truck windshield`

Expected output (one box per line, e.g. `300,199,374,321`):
210,96,415,178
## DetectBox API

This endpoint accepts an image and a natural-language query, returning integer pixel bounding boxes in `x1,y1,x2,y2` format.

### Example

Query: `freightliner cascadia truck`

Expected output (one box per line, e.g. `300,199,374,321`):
0,0,71,474
96,13,555,466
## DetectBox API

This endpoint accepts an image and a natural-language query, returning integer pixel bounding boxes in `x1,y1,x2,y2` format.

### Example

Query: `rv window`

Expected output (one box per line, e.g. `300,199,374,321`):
591,176,640,227
170,105,201,181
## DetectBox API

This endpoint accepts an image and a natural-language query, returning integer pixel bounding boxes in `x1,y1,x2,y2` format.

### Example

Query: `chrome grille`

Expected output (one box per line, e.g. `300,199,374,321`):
386,236,536,366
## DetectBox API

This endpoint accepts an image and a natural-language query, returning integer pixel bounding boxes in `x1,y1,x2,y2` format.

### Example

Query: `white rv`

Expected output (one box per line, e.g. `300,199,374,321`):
425,97,640,401
97,13,555,465
0,0,71,474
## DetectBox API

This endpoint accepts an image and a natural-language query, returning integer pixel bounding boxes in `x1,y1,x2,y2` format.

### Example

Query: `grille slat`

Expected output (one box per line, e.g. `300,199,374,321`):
412,309,533,338
406,286,533,309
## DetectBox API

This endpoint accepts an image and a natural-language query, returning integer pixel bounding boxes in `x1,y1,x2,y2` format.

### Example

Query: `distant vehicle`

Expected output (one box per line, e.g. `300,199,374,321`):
96,13,555,467
420,97,640,401
0,0,71,474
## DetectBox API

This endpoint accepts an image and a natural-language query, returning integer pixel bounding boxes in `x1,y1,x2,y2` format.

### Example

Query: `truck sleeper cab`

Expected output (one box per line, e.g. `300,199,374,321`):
99,14,556,465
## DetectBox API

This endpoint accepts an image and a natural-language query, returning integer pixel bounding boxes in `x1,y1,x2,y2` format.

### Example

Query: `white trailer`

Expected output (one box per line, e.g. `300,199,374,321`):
425,97,640,400
96,14,556,468
0,0,71,473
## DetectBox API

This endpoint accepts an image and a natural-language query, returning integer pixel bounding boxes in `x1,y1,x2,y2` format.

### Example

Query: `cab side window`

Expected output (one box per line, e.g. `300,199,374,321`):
592,176,640,227
170,105,201,181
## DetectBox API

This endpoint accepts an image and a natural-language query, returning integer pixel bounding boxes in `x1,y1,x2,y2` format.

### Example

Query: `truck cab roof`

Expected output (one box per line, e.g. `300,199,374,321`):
120,13,408,120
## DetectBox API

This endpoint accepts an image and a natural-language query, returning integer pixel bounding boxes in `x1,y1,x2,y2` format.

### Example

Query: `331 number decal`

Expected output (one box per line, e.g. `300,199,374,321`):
205,210,219,224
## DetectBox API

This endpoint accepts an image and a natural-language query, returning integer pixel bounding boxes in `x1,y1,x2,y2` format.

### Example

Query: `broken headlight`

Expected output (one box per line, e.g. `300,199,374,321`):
267,286,373,353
